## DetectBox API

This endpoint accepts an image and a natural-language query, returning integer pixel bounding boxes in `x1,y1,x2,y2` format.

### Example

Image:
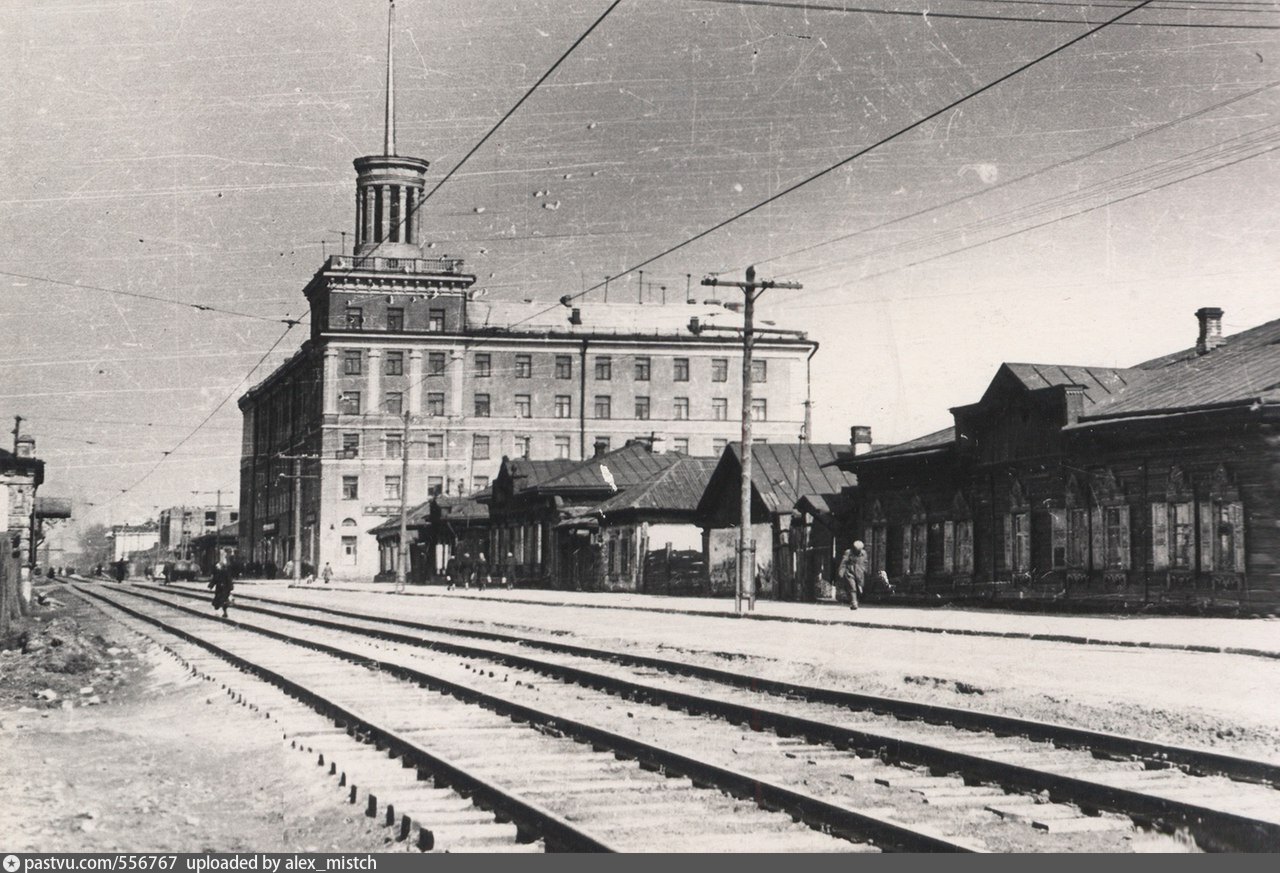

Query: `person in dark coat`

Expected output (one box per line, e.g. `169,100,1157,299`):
209,561,234,618
836,541,868,610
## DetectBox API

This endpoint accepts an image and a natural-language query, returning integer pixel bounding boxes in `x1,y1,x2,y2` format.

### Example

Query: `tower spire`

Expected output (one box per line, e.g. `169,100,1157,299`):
384,0,396,156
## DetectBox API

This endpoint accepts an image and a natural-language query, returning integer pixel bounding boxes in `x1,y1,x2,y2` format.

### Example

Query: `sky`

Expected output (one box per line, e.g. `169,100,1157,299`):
2,0,1277,555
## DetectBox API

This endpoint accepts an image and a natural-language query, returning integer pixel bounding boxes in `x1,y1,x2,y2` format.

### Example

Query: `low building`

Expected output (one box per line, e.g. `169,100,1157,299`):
694,442,859,601
109,523,160,562
558,455,718,594
372,491,492,585
831,308,1280,608
1,435,44,576
191,522,239,575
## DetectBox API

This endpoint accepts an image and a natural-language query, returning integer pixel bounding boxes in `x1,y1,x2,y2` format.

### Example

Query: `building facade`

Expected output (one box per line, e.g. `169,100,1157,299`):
157,505,238,559
109,523,159,562
834,308,1280,609
1,435,43,575
236,13,817,580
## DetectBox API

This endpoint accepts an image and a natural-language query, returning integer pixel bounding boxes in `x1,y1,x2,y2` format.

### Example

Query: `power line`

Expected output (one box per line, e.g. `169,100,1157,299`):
737,80,1280,276
92,322,297,509
803,141,1280,293
696,0,1280,29
0,269,306,327
557,0,1161,306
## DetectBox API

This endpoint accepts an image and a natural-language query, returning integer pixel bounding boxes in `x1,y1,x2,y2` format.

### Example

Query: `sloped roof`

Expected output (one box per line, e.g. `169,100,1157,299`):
590,456,718,516
507,458,580,491
436,492,489,523
531,442,684,495
708,443,857,515
851,426,956,462
369,500,432,535
1086,316,1280,418
1000,363,1146,415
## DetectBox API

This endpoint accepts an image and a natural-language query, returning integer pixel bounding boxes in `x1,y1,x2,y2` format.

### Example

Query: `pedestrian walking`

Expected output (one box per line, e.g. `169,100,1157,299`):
475,551,490,590
503,552,516,589
209,561,234,619
836,541,868,610
321,562,333,585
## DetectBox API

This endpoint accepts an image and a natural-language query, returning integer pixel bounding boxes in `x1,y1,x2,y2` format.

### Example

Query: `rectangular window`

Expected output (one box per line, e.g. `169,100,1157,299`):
554,436,572,459
428,352,446,376
752,359,768,383
384,476,401,501
1171,502,1194,569
384,432,403,460
713,438,728,456
674,358,689,382
673,437,689,454
1068,508,1088,568
384,351,404,376
909,523,927,575
955,520,974,574
426,392,445,416
515,354,532,379
514,435,531,458
474,394,490,417
594,396,611,419
426,433,444,459
1013,512,1031,573
555,355,573,379
634,396,650,420
474,353,491,378
712,358,728,382
473,475,490,492
555,395,572,418
427,476,443,497
428,309,445,332
204,511,217,527
387,307,404,332
342,476,359,500
345,308,363,330
620,534,631,574
384,391,403,415
341,536,358,564
712,398,728,421
750,398,767,421
634,356,650,381
515,394,531,418
595,436,611,454
341,432,360,457
343,350,362,375
1105,506,1125,568
472,434,490,460
673,397,690,420
595,357,612,380
339,391,361,415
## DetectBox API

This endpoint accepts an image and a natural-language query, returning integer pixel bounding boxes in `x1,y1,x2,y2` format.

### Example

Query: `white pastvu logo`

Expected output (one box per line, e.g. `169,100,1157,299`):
3,854,21,873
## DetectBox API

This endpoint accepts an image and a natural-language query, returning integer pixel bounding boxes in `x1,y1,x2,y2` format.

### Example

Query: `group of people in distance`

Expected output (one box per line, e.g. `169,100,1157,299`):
445,550,515,591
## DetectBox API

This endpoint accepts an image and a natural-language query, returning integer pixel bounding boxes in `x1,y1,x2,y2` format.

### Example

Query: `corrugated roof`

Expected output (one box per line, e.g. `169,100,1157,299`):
507,458,580,491
591,456,718,516
532,442,683,495
725,443,858,514
1085,316,1280,417
1002,363,1146,414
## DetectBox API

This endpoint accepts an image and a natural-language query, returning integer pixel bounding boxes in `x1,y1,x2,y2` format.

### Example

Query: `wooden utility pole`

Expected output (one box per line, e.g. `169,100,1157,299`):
396,410,411,594
277,454,320,583
701,266,802,613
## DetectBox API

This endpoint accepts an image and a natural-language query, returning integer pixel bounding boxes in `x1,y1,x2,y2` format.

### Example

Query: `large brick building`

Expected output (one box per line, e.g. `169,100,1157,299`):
237,10,817,580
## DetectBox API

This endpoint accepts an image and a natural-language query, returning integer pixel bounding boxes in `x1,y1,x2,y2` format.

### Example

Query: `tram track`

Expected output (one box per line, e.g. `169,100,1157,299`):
70,580,1280,851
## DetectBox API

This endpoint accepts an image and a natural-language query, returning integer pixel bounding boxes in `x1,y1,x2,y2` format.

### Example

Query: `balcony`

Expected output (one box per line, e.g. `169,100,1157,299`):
326,254,466,276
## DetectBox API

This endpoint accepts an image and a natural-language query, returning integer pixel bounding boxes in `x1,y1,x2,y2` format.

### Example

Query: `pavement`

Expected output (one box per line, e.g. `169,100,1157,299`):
251,579,1280,660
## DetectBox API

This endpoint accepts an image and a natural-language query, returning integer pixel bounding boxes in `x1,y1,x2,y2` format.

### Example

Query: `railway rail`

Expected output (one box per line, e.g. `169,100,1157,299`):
67,578,1280,852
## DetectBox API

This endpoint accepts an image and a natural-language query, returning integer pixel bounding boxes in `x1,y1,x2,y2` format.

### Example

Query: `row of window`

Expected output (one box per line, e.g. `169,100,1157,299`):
338,349,770,383
340,474,492,502
337,431,732,465
344,307,445,332
336,390,767,421
865,499,1244,578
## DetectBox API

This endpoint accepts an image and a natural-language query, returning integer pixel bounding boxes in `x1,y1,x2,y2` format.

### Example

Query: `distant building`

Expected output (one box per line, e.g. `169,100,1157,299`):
157,506,238,559
832,308,1280,608
0,435,43,575
109,522,159,562
236,10,816,580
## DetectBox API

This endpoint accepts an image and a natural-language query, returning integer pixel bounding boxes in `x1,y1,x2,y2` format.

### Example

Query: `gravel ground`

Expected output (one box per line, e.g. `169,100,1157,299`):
0,584,411,853
256,583,1280,764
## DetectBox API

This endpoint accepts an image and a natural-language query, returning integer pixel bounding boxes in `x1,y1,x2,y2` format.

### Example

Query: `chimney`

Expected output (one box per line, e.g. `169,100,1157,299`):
15,435,35,459
850,426,872,456
593,438,609,458
1196,307,1224,355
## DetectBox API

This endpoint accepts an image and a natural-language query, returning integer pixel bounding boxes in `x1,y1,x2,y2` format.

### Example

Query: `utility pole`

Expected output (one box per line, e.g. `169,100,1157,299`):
701,266,802,613
278,454,321,584
396,410,410,594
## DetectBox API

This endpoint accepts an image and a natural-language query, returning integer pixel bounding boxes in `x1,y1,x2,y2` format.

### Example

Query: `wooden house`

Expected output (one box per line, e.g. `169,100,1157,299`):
832,308,1280,608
